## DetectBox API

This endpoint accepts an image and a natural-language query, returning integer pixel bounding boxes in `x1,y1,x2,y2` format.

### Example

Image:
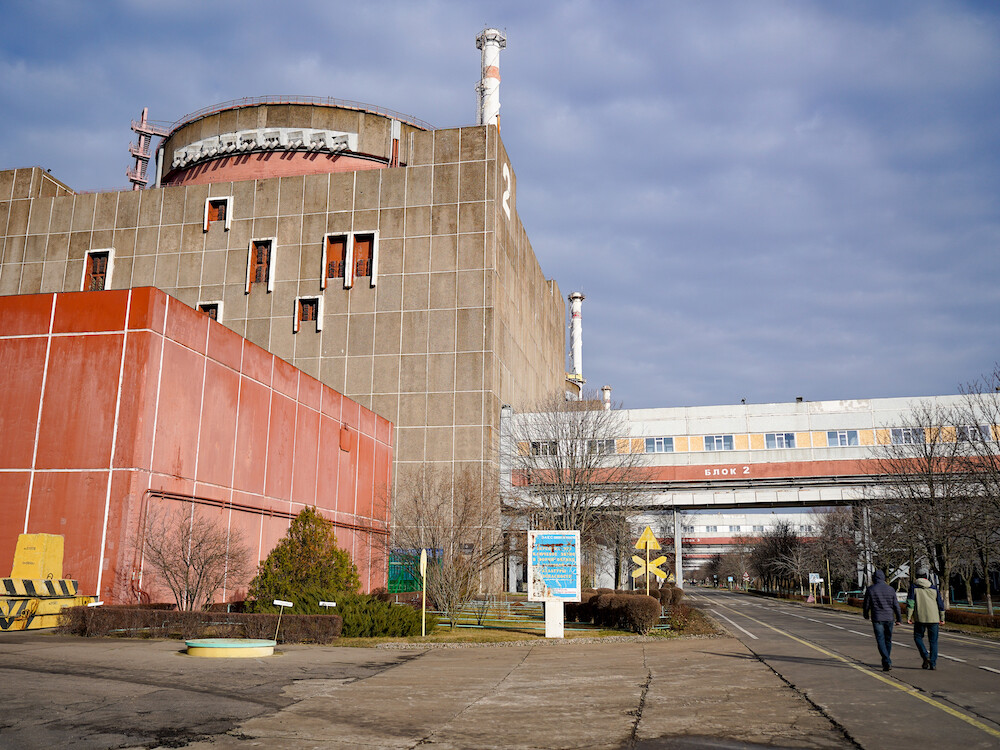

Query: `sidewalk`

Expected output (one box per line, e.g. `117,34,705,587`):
185,637,851,749
0,631,852,749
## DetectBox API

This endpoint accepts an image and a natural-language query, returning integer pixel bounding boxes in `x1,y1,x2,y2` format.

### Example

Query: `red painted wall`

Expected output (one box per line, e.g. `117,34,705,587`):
0,288,392,603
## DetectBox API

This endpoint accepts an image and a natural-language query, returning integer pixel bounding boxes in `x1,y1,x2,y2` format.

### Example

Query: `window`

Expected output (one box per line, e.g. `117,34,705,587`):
246,239,275,293
801,525,814,533
530,441,558,457
753,525,765,532
587,439,616,455
827,430,859,447
294,296,323,333
765,433,796,449
705,525,718,533
198,302,222,321
731,525,741,532
203,196,232,231
83,250,113,291
957,425,991,442
645,437,674,453
322,234,348,289
891,428,925,445
354,233,374,278
704,435,734,451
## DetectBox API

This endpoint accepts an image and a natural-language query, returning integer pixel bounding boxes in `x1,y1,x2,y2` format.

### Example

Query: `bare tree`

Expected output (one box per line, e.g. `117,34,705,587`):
812,507,861,593
505,392,650,570
866,400,972,608
391,466,507,629
142,502,251,611
959,368,1000,614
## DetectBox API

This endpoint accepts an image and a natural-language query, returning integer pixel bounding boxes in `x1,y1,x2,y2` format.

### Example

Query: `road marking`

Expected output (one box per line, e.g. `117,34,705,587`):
708,609,758,640
940,654,966,663
979,666,1000,674
849,630,869,637
712,601,1000,741
827,624,845,630
787,613,807,619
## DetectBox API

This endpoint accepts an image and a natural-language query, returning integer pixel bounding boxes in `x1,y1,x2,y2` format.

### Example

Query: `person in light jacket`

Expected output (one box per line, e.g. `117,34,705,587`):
907,569,946,670
862,569,901,672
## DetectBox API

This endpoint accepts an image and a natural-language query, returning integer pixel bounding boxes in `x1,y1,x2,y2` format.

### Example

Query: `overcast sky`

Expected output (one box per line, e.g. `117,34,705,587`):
3,1,998,410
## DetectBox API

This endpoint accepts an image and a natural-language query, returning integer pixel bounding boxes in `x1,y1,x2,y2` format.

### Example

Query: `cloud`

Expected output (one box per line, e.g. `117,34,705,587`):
1,0,998,410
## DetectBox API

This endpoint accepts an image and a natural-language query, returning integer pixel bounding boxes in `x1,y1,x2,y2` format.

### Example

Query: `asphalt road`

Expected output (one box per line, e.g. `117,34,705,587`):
690,587,1000,749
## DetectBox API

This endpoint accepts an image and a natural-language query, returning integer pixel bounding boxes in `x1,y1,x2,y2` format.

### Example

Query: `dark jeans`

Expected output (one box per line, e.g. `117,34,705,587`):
872,620,895,668
913,622,940,666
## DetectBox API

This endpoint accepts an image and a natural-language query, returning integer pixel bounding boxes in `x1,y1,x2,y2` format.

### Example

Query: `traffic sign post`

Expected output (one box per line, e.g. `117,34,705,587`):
632,526,667,596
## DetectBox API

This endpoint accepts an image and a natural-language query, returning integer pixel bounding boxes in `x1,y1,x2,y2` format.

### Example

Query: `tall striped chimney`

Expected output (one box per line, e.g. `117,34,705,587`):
569,292,585,381
476,28,506,128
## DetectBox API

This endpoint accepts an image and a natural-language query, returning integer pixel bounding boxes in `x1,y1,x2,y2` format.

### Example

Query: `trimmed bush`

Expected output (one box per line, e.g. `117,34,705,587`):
944,609,1000,628
57,606,342,644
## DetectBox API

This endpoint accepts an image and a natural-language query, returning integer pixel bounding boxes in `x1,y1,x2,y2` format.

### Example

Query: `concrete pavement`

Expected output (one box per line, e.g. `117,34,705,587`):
1,631,851,749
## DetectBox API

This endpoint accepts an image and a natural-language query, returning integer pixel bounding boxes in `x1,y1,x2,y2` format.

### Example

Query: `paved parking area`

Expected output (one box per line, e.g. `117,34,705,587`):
0,631,850,749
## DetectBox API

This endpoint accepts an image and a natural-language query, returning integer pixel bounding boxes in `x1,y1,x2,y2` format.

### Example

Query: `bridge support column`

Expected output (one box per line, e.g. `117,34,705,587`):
674,508,683,589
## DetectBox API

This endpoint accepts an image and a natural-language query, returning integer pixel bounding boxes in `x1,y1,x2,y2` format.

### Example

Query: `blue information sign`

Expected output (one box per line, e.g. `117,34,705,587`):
527,530,581,602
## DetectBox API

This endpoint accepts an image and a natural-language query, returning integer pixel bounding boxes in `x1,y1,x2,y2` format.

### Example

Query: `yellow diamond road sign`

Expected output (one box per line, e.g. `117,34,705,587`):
635,526,660,551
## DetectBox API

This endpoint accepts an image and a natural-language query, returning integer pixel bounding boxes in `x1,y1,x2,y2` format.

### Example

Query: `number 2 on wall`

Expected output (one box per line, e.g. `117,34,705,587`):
501,162,511,221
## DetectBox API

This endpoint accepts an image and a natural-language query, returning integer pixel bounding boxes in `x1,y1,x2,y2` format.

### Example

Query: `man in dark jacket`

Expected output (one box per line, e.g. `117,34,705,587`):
907,569,946,670
863,569,901,671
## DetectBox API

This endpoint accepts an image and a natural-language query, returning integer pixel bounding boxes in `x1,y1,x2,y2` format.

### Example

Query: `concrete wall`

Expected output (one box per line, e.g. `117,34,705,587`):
0,118,566,500
0,287,392,603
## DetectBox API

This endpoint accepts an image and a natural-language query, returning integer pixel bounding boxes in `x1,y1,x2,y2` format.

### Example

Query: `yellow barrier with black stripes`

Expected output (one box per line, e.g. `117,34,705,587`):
0,579,94,631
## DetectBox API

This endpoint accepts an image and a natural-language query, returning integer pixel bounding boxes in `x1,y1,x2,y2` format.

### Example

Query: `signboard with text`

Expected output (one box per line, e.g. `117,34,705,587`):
527,530,581,602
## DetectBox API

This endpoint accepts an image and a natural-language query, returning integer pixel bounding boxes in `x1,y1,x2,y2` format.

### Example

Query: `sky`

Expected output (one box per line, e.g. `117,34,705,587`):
2,1,999,410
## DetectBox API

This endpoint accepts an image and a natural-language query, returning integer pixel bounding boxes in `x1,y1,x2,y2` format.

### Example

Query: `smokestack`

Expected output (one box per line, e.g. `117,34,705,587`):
569,292,585,380
476,28,506,128
601,385,612,411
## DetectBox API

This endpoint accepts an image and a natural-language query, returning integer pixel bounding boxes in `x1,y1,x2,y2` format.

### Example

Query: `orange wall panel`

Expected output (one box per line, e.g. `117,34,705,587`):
196,360,240,487
27,471,108,587
0,293,53,336
264,393,296,501
52,289,129,334
291,404,320,505
113,331,161,471
0,337,47,469
233,377,271,495
35,334,123,469
152,340,204,477
0,473,30,568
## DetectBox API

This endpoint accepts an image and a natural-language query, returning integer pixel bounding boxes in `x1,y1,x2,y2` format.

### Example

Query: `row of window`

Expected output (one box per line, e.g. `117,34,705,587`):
524,425,996,460
683,524,814,534
644,431,859,454
245,232,379,295
80,228,379,334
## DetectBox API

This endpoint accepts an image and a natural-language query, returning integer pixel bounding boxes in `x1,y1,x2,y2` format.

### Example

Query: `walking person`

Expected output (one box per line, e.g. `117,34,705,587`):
907,569,946,670
862,569,901,672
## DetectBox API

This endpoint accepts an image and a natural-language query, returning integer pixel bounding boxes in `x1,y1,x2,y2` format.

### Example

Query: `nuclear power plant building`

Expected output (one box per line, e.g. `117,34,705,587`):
0,31,569,601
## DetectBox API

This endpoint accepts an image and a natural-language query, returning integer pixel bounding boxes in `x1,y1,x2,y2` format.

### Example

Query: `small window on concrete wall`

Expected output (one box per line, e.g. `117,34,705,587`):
321,234,348,290
246,238,276,293
294,296,323,333
203,196,232,232
83,249,113,291
198,301,222,321
353,231,378,286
